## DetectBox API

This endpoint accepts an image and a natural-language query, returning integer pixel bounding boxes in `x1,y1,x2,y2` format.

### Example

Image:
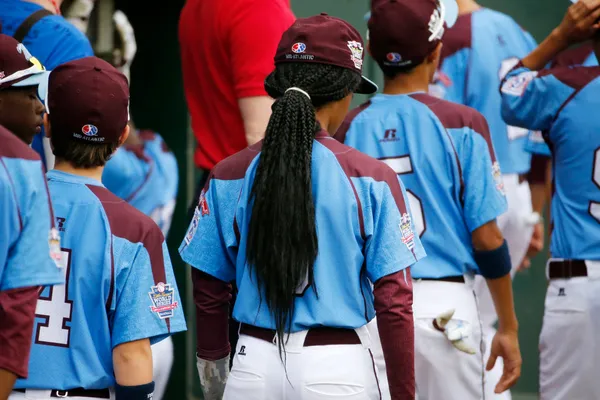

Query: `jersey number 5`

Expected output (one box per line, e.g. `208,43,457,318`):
591,148,600,223
35,249,73,347
499,58,529,141
380,156,426,237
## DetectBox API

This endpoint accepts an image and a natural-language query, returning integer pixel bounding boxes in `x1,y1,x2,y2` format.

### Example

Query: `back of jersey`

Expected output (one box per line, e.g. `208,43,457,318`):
102,131,179,236
435,9,537,175
18,170,185,390
339,93,506,278
0,126,63,290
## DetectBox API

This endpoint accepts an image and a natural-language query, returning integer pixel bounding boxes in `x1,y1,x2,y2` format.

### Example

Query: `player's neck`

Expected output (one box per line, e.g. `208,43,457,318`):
23,0,61,14
383,69,430,96
456,0,481,15
53,160,104,183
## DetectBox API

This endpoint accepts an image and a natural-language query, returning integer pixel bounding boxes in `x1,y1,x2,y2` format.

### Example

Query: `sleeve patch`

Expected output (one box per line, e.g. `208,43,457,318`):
501,71,538,96
184,208,201,246
492,161,506,195
400,212,416,251
148,282,179,320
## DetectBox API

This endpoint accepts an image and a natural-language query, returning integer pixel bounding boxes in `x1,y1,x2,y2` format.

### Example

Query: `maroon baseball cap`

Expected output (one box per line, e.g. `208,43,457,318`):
0,34,49,91
41,56,129,144
368,0,458,69
274,13,377,94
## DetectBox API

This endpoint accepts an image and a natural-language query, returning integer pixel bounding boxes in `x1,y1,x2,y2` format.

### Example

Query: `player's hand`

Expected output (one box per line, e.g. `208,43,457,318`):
486,330,522,394
555,0,600,45
196,354,229,400
526,222,545,258
517,257,531,272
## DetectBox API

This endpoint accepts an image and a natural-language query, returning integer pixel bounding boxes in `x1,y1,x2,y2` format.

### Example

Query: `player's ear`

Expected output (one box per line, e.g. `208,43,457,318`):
43,113,51,138
427,42,443,65
118,123,130,146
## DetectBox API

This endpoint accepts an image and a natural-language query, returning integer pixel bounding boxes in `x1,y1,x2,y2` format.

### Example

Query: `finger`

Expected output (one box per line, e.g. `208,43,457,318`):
495,366,521,393
486,352,497,371
581,5,600,27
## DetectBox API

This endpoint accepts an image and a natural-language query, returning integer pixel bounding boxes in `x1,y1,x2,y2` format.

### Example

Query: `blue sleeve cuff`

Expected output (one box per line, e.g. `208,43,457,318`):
474,240,511,279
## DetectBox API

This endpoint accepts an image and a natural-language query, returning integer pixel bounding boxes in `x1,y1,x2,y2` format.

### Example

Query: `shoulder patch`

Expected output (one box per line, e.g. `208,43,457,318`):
501,70,538,96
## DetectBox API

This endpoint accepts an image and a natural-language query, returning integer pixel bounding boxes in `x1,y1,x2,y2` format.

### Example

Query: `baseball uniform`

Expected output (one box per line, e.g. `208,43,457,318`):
11,170,187,399
338,92,507,400
430,11,538,398
501,62,600,400
101,130,179,399
180,131,425,400
0,125,64,380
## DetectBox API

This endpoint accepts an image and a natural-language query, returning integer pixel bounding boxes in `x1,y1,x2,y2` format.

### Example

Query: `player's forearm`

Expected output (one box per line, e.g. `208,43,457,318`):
192,269,232,360
112,339,153,386
373,269,415,399
529,155,551,214
239,96,274,146
0,369,17,400
522,29,570,71
485,274,519,333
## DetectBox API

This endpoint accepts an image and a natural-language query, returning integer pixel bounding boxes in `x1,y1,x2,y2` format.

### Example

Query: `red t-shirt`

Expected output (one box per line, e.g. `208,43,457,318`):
179,0,295,170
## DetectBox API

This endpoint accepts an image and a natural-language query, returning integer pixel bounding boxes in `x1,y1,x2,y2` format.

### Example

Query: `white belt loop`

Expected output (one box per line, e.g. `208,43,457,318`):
17,389,53,399
354,324,372,349
276,330,308,354
585,260,600,280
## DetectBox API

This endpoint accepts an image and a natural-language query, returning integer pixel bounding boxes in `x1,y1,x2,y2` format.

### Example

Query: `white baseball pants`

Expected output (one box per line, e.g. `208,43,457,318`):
413,279,485,400
539,261,600,400
223,326,383,400
151,336,174,400
474,173,534,400
9,390,113,400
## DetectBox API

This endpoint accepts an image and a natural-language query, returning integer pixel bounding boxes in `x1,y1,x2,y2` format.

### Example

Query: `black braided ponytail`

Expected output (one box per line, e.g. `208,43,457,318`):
246,63,361,359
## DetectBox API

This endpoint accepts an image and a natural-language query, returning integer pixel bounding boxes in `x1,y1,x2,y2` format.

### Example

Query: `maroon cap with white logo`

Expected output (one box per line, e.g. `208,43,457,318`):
43,56,129,144
368,0,455,69
274,13,377,94
0,34,48,91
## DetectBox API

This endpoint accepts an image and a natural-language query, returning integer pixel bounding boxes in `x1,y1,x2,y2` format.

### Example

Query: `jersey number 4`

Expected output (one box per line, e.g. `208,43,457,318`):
591,148,600,223
380,156,426,237
35,249,73,347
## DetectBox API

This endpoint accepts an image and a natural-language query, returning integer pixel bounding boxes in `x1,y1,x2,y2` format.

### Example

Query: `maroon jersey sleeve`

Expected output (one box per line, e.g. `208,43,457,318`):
374,268,415,399
0,286,40,378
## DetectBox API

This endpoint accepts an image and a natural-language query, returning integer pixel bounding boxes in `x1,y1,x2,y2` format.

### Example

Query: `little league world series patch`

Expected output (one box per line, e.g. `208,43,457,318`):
148,282,178,319
400,213,415,250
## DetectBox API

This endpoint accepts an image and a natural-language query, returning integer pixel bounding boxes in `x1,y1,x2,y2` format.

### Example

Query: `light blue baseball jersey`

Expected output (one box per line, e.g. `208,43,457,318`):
0,0,94,168
338,93,507,278
431,8,537,174
180,131,426,331
524,43,597,157
501,64,600,260
0,126,63,290
16,170,186,390
103,131,179,237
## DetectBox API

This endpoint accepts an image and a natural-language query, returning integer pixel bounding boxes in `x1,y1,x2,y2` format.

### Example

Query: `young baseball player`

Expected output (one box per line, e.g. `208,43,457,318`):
339,0,521,398
59,6,178,397
0,34,64,397
427,1,540,397
180,14,426,400
500,1,600,398
10,56,187,400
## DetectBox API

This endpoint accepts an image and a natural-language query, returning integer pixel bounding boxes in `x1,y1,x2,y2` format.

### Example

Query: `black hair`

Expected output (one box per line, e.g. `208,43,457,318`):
246,63,361,359
50,133,118,168
378,62,418,79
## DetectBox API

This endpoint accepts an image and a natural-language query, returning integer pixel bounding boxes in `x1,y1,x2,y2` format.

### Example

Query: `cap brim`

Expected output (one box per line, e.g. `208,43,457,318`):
12,70,50,100
356,75,378,94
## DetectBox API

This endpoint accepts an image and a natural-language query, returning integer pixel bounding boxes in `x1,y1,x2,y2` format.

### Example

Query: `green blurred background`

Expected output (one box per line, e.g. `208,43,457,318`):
111,0,567,398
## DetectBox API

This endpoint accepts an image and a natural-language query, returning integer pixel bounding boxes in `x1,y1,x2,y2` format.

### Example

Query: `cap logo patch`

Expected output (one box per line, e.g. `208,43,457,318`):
428,2,445,42
386,52,402,63
16,43,43,71
292,42,306,54
82,124,98,137
347,41,364,70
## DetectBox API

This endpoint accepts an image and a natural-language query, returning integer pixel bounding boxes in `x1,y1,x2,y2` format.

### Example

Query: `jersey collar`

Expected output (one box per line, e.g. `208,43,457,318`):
46,169,105,187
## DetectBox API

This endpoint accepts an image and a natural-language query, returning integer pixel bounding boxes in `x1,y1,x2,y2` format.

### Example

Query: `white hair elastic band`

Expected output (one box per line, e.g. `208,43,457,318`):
285,87,311,100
